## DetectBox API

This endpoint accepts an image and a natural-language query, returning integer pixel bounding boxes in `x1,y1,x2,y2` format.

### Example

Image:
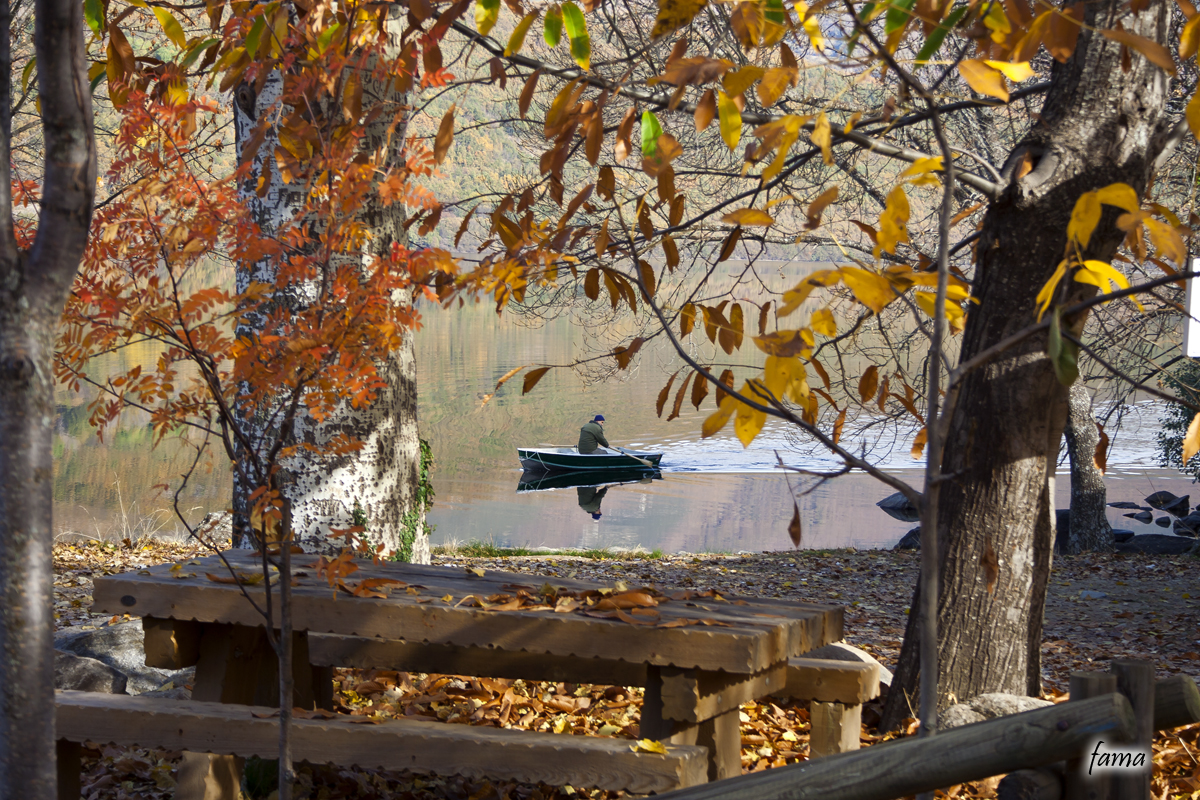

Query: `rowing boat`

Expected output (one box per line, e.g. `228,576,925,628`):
517,467,663,492
516,446,664,472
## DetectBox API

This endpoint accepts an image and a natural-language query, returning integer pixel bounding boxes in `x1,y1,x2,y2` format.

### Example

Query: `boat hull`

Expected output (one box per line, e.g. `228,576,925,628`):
517,447,664,472
517,467,663,492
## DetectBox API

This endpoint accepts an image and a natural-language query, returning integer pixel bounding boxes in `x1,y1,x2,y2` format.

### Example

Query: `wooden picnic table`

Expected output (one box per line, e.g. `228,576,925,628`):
91,550,843,796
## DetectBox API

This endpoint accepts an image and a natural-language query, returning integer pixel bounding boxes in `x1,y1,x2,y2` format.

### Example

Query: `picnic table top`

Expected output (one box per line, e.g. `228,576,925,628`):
93,551,842,673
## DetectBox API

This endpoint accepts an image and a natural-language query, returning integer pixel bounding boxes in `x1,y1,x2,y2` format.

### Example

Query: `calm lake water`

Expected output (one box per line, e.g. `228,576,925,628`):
52,269,1198,552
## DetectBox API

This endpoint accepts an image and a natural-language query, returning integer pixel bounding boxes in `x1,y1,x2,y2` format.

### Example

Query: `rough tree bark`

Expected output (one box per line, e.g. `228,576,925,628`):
230,14,429,562
1063,383,1114,553
882,0,1174,728
0,0,96,792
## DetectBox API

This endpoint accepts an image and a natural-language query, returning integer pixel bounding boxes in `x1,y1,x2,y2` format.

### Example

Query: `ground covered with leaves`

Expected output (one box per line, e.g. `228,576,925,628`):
53,539,1200,799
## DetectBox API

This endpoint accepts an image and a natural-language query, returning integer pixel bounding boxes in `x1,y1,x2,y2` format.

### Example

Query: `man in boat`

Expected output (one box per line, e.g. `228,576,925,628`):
577,414,609,454
577,485,608,520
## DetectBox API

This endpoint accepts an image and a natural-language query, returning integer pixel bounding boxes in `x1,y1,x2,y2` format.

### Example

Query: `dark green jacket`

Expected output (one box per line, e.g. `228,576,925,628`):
577,421,609,453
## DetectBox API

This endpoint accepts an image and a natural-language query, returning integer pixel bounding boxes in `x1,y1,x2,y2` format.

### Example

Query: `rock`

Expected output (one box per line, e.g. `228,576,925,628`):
1124,510,1153,524
1174,514,1200,537
139,682,192,701
54,651,128,694
941,693,1053,730
893,527,920,551
941,704,986,728
1108,501,1146,510
1156,516,1172,528
877,492,920,523
1145,491,1190,517
196,510,233,541
801,642,894,689
1113,530,1135,543
54,619,194,695
1079,589,1107,600
1115,534,1199,555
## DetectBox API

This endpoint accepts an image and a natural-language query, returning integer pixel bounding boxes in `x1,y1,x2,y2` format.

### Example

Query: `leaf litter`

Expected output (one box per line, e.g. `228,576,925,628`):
53,540,1200,799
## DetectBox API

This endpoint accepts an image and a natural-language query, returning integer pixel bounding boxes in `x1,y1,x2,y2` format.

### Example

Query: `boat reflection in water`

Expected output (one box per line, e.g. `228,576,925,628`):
516,468,664,521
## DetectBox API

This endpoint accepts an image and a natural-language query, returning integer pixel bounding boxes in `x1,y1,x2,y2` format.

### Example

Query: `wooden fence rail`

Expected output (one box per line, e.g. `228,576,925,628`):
646,694,1135,800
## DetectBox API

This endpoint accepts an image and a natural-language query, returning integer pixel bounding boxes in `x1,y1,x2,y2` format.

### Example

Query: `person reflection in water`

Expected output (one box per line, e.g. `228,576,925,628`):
577,485,608,521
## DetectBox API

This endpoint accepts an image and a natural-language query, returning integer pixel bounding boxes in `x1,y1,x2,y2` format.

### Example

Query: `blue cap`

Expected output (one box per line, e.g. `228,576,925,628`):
594,414,605,422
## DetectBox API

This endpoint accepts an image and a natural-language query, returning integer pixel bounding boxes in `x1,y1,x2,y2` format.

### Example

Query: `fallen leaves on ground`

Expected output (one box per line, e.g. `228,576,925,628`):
55,541,1200,799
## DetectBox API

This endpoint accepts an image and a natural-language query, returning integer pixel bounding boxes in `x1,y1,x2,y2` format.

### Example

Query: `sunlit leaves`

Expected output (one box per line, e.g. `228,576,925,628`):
1066,182,1139,251
722,207,773,226
434,105,456,165
1101,29,1176,75
1047,309,1078,386
1183,14,1200,60
753,114,806,182
523,367,551,394
957,59,1028,102
840,267,897,314
694,90,717,131
1183,413,1200,466
811,112,832,165
506,12,539,55
152,8,187,49
641,111,664,157
475,0,501,34
544,5,564,46
717,91,741,150
84,0,104,36
810,307,836,337
858,365,879,404
734,383,767,446
805,186,838,229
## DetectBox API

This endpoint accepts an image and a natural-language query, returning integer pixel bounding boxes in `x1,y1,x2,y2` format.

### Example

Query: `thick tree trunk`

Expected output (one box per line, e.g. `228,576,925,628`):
0,0,95,791
882,0,1173,728
230,21,429,562
1064,383,1113,553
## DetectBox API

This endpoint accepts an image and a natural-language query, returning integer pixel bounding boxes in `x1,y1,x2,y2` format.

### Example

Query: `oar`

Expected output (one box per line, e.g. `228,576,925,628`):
614,447,654,468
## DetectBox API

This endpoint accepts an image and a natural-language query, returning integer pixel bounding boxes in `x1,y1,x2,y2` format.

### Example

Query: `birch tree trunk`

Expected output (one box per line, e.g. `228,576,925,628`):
1064,383,1113,554
0,0,96,791
231,12,429,562
882,0,1174,727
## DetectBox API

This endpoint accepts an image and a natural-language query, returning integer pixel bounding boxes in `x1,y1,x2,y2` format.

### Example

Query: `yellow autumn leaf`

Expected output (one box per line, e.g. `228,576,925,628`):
1101,28,1177,75
1185,413,1200,466
810,307,836,337
632,739,669,754
1145,217,1186,264
1188,91,1200,139
702,395,737,437
958,59,1009,101
811,111,832,165
733,385,767,447
722,65,766,98
506,11,540,55
839,267,897,314
1035,259,1069,321
983,1,1010,42
1182,14,1200,60
778,269,841,315
650,0,709,40
914,291,966,332
874,185,910,257
717,91,741,150
1067,191,1102,249
722,208,774,226
983,60,1034,82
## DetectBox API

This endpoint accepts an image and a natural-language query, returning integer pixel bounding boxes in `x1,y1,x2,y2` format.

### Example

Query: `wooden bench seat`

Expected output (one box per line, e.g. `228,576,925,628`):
55,690,708,797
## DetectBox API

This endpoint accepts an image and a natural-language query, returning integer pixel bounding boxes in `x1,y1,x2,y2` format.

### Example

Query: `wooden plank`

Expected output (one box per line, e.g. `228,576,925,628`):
727,595,844,652
55,691,708,794
309,634,648,686
641,694,1137,800
778,659,881,705
1154,675,1200,731
143,616,202,670
658,662,788,723
642,666,745,783
92,553,836,673
809,702,861,758
1110,660,1154,800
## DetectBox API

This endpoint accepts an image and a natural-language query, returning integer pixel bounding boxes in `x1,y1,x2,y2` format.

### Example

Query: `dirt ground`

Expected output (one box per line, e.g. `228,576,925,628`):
51,541,1200,799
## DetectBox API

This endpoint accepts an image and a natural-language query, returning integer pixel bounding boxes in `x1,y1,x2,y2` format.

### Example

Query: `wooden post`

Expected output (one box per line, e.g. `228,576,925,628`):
1110,660,1154,800
809,701,861,757
1064,672,1116,800
643,665,742,782
56,740,81,800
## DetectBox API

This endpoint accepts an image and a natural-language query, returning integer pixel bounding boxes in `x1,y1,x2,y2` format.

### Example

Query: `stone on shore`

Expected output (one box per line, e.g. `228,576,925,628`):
54,651,128,694
54,619,194,695
1115,534,1198,555
941,693,1053,730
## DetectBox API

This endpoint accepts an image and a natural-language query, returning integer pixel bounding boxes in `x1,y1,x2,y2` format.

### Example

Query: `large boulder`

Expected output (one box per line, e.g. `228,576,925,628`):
802,642,894,689
1124,510,1153,524
1173,515,1200,537
54,619,193,695
1145,491,1190,517
1114,534,1199,555
893,527,920,551
941,693,1053,730
54,651,128,694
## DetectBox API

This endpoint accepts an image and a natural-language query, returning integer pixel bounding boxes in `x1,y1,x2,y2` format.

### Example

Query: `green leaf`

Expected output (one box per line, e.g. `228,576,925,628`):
915,6,967,64
1047,309,1079,387
153,7,187,49
475,0,501,36
244,15,268,57
763,0,785,26
506,11,539,55
180,38,219,69
641,110,663,157
544,5,563,47
561,2,589,70
20,57,36,95
84,0,104,37
884,0,915,34
316,20,342,53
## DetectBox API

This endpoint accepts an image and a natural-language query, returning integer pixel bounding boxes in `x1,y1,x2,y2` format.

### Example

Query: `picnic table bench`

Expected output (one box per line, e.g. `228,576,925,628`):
65,551,845,799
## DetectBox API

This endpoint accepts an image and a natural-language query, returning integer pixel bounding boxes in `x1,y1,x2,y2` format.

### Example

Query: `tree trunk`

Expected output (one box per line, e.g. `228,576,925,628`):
1064,383,1113,554
231,18,429,562
0,0,96,791
882,0,1173,728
